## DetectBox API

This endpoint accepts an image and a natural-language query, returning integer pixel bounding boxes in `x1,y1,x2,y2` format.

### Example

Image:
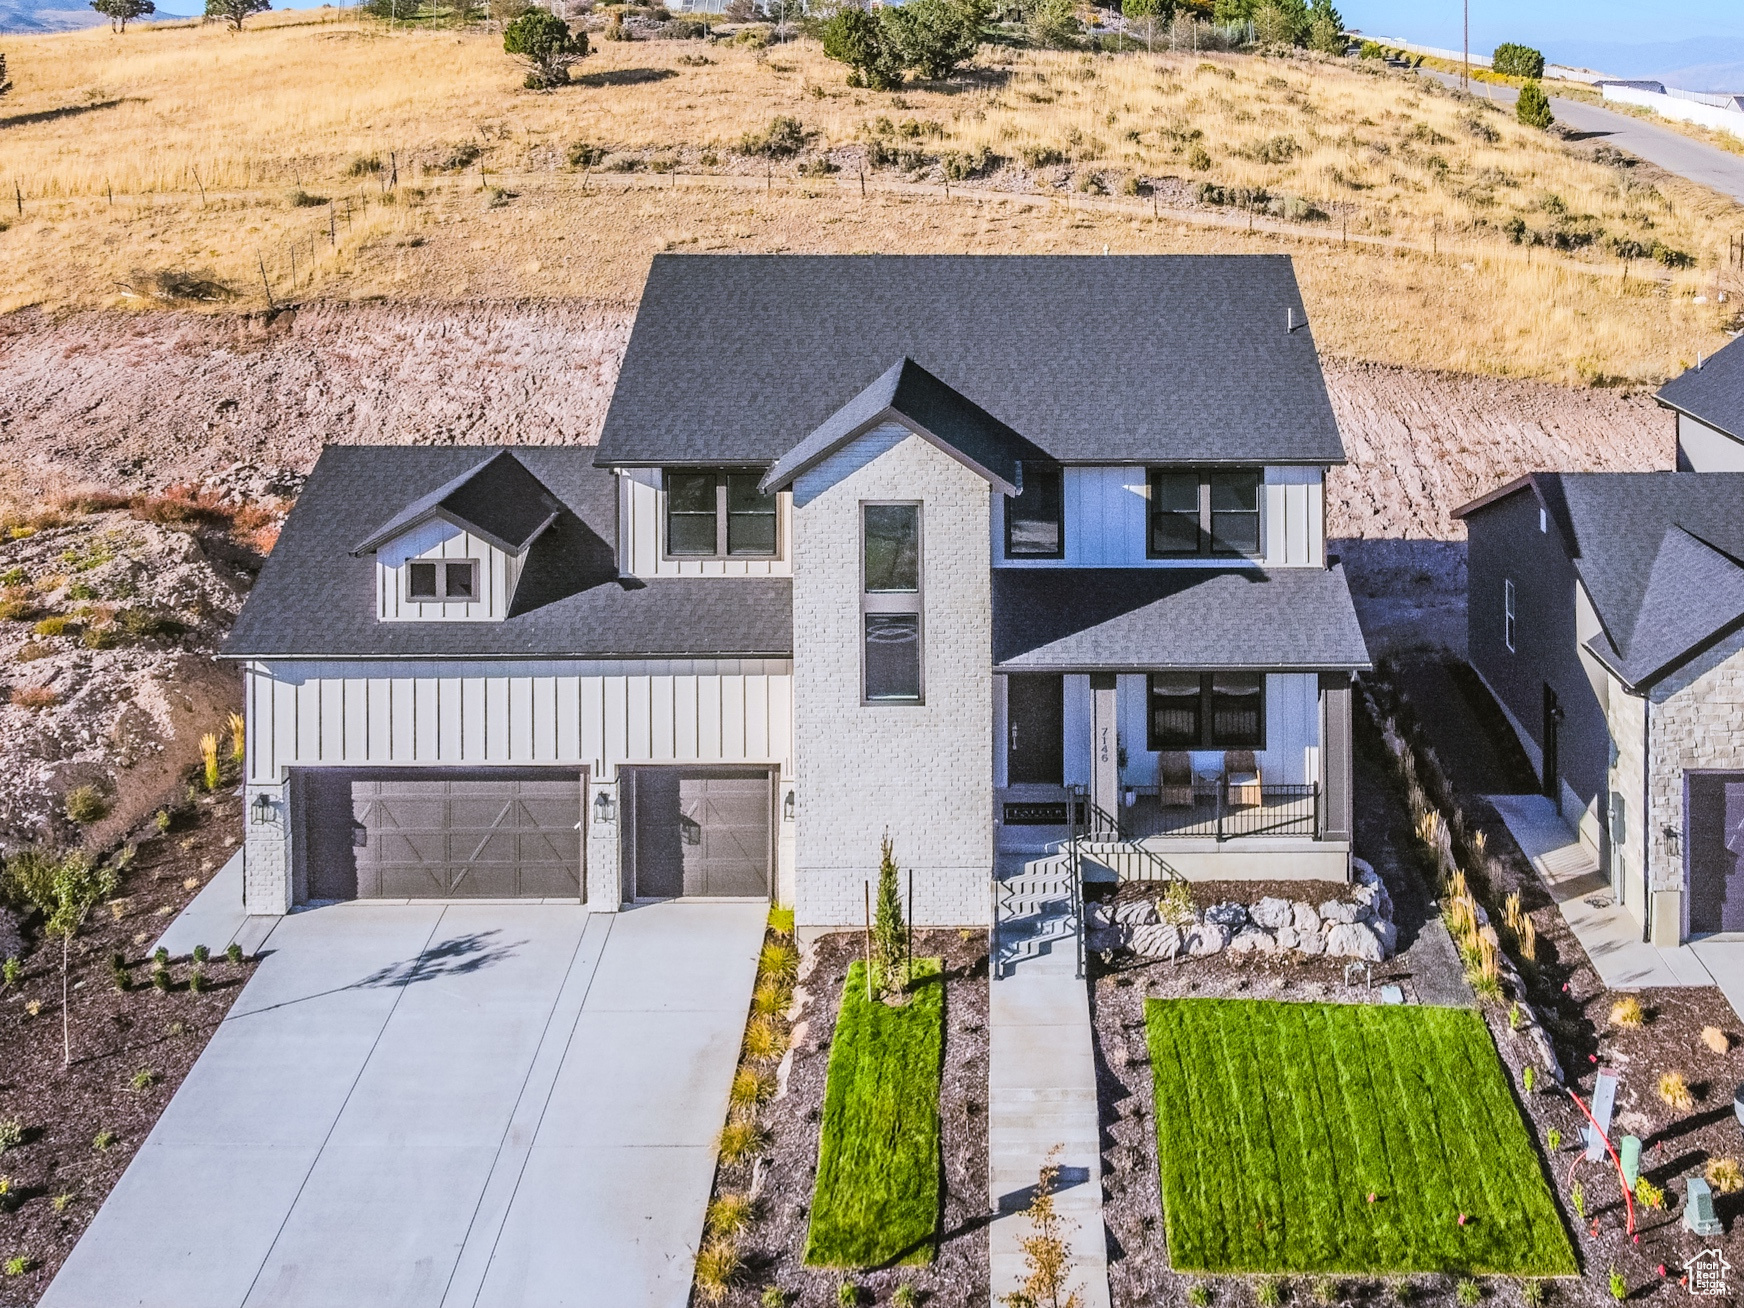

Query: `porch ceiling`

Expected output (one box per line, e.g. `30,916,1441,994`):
991,564,1370,672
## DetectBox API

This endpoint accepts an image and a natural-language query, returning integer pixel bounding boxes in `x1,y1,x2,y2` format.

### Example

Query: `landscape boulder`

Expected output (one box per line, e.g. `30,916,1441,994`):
1184,922,1230,956
1295,927,1325,956
1291,901,1322,933
1370,918,1399,957
1129,923,1182,960
1249,897,1294,931
1228,926,1279,955
1352,856,1379,885
1085,901,1115,930
1274,925,1302,951
1088,925,1130,953
1114,899,1160,926
1203,901,1248,929
1320,899,1362,925
1325,921,1386,962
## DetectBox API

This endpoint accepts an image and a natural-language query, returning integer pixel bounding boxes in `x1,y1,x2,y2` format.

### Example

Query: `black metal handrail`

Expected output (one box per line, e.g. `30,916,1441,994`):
1212,783,1319,841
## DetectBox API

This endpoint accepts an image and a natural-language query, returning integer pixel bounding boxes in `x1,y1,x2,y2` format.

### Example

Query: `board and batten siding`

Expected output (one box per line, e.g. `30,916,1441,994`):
375,520,523,622
990,466,1324,568
244,659,795,782
618,468,793,577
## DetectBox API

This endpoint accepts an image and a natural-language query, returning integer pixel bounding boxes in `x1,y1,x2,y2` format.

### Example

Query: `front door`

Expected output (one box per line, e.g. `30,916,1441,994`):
1007,674,1064,786
1541,684,1562,803
1687,772,1744,935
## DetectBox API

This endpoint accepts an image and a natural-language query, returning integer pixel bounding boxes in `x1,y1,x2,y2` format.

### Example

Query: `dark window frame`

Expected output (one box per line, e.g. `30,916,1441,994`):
1145,467,1264,559
861,501,924,705
405,558,479,603
1003,461,1066,559
662,468,780,560
1146,671,1267,750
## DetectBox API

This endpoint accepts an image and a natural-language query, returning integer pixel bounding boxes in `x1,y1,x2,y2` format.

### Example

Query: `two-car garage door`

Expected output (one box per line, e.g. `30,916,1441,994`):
304,769,584,901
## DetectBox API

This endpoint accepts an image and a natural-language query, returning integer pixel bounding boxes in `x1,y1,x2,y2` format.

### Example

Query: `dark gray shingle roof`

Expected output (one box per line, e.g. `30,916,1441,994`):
760,358,1049,495
352,450,562,555
595,255,1346,468
1657,334,1744,441
224,447,793,660
992,565,1370,671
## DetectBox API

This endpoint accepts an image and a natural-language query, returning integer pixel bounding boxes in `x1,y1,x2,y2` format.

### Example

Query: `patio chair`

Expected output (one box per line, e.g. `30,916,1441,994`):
1157,752,1195,808
1224,750,1262,808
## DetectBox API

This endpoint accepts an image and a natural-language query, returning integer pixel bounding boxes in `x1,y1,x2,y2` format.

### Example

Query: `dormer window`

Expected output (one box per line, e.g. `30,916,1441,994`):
666,470,778,558
407,560,478,602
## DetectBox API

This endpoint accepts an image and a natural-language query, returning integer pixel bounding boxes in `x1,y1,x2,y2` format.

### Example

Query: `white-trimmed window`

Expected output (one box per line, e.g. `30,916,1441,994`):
407,559,478,603
862,502,923,703
1503,578,1517,652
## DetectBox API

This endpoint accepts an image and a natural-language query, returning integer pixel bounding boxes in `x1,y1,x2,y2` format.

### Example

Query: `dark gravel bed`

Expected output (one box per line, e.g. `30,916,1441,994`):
699,929,989,1308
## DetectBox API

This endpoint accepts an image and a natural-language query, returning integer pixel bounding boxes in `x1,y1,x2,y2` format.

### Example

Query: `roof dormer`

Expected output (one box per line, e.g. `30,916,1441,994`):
353,451,561,622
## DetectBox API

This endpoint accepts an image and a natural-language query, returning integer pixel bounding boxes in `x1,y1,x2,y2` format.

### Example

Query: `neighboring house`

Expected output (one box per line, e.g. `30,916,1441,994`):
1455,472,1744,944
1657,331,1744,471
225,255,1370,927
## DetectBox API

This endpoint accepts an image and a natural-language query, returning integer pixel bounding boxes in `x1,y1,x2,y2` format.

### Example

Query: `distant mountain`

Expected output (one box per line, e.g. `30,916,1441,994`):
0,0,195,33
1547,36,1744,94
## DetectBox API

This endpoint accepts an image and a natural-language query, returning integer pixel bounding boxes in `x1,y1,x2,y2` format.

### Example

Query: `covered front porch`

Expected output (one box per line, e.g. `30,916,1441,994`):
990,565,1369,882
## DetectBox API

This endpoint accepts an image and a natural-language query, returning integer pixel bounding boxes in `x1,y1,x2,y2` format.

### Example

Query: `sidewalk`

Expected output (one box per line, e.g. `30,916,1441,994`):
1486,795,1744,1021
151,851,281,960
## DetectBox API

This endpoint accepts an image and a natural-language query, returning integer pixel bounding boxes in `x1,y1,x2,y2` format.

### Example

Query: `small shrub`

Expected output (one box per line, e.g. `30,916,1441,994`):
892,1285,918,1308
1520,1281,1544,1308
751,981,787,1016
762,1288,787,1308
1632,1176,1664,1209
201,732,221,790
1609,996,1644,1028
91,1130,115,1152
940,145,993,180
193,944,210,965
566,141,605,169
1701,1025,1730,1055
287,188,330,208
836,1278,859,1308
1492,43,1545,79
717,1118,765,1164
0,1120,22,1154
730,1066,771,1108
1455,1281,1481,1307
1521,1066,1535,1094
1018,144,1066,169
81,627,118,650
151,967,171,993
1570,1181,1584,1218
66,580,97,601
1516,81,1553,131
1256,1279,1283,1308
1705,1157,1743,1193
346,154,383,177
1658,1070,1694,1111
707,1192,754,1237
693,1236,740,1304
51,1192,72,1213
226,942,244,965
154,946,170,967
1158,880,1195,926
1653,241,1695,269
15,640,53,662
64,784,109,825
1189,1285,1212,1308
1314,1278,1339,1305
758,941,797,979
0,568,25,587
188,967,207,994
743,1015,784,1062
1607,1269,1625,1302
1546,1128,1560,1151
154,809,172,833
109,952,131,991
10,686,57,710
129,1068,157,1092
3,1255,31,1277
1,958,18,989
1241,134,1300,165
114,607,186,641
31,614,71,638
741,116,810,159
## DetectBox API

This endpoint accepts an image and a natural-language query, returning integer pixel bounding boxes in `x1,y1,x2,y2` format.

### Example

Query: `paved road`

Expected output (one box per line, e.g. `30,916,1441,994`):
42,900,766,1308
1421,70,1744,205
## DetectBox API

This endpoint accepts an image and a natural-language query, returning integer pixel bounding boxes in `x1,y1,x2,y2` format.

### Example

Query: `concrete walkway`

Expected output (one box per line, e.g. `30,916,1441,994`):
989,859,1111,1308
151,851,279,961
43,899,765,1308
1486,795,1744,1021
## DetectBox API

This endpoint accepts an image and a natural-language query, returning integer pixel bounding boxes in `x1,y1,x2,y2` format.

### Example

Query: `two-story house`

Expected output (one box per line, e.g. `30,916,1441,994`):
1455,337,1744,945
225,255,1370,926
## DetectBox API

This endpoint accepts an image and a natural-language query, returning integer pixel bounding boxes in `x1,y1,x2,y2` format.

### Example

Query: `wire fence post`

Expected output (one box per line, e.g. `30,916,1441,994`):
863,881,873,1002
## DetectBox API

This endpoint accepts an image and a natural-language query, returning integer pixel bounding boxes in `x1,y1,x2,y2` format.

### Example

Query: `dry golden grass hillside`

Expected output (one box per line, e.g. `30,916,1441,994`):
1,10,1740,382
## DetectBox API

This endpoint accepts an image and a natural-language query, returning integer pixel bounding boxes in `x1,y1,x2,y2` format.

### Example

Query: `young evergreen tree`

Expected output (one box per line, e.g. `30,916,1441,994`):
820,6,906,89
503,9,589,88
1516,79,1554,130
872,833,908,999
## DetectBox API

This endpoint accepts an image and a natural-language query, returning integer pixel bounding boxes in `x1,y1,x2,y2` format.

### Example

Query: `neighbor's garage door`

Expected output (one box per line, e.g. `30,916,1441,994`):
303,769,584,901
624,767,774,899
1687,771,1744,935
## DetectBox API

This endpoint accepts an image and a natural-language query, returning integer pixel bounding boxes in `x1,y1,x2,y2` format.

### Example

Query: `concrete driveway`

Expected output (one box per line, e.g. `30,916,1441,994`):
41,900,766,1308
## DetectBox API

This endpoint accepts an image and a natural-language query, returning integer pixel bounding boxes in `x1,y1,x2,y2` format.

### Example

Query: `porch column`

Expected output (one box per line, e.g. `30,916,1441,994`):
1091,673,1119,827
1319,673,1353,843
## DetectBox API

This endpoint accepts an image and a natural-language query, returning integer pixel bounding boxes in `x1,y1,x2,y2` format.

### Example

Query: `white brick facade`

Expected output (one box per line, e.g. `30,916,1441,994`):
790,424,995,928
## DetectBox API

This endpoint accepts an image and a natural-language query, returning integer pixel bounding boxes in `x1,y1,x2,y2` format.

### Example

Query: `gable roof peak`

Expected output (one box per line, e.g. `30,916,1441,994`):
352,448,562,556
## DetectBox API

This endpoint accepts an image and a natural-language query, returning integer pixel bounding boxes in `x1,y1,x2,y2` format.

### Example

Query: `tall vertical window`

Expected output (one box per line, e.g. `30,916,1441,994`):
665,469,779,558
1004,461,1065,558
1504,578,1517,652
1146,468,1263,558
862,503,923,702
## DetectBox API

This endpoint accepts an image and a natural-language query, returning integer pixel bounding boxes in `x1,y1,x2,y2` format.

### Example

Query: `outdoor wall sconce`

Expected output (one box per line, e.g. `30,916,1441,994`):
250,793,274,825
783,790,795,821
593,789,616,824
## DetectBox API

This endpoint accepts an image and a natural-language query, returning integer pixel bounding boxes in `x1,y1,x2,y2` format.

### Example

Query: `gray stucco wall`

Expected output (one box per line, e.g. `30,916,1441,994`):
789,424,994,927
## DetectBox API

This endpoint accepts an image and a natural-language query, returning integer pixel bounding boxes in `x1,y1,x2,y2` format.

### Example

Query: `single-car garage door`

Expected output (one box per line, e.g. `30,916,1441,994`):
1687,771,1744,935
302,768,584,901
623,766,774,899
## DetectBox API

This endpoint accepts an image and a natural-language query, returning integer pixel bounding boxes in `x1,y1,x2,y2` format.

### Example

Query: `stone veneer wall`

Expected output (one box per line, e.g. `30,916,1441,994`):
789,424,994,928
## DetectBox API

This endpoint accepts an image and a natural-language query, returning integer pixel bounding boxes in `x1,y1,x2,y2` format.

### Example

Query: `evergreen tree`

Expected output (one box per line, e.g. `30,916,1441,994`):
204,0,270,31
1516,79,1553,130
872,833,908,998
503,8,589,89
820,6,906,89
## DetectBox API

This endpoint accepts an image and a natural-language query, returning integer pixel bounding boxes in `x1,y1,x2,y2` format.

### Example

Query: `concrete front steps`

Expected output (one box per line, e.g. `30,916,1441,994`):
989,856,1112,1308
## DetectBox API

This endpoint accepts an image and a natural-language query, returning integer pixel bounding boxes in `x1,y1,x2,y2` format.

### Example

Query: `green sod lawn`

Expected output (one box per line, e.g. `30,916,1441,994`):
803,957,944,1269
1146,998,1577,1276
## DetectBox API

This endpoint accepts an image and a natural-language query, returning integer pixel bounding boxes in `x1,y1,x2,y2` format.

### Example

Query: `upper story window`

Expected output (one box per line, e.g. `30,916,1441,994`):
1004,461,1064,558
665,469,778,558
1146,469,1262,558
406,559,478,602
863,503,922,703
1147,672,1265,749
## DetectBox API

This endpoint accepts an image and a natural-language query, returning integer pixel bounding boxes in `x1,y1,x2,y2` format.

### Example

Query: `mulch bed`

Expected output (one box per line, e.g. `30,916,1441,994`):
698,929,989,1308
0,790,257,1305
1090,685,1744,1308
